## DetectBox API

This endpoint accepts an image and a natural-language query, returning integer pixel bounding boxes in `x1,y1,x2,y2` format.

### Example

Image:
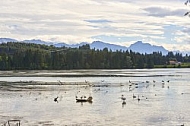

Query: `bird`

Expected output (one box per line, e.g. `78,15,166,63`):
133,94,136,99
121,95,126,101
137,95,140,102
54,96,58,103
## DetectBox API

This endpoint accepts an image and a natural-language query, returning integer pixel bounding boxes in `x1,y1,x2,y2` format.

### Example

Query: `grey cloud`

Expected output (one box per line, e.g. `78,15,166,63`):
182,27,190,33
84,19,112,23
143,7,187,17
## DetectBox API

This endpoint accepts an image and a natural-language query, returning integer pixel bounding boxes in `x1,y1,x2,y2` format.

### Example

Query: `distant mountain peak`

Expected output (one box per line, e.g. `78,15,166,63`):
136,41,143,44
0,38,18,43
91,41,128,51
23,39,54,45
0,37,182,55
129,41,168,54
132,41,151,46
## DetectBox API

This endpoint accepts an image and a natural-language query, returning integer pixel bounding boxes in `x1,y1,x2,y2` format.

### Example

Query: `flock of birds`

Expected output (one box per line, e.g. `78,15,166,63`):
49,78,186,106
118,79,174,105
4,78,185,126
77,78,185,126
14,78,181,105
116,79,185,126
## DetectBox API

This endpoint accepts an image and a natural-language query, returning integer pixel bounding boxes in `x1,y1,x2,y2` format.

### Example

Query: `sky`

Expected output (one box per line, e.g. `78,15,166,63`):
0,0,190,52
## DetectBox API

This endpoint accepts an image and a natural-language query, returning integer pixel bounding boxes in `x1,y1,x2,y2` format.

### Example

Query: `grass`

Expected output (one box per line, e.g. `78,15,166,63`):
154,62,190,68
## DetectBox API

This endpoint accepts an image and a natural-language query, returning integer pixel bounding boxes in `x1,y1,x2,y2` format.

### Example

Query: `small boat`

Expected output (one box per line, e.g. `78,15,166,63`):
76,96,93,103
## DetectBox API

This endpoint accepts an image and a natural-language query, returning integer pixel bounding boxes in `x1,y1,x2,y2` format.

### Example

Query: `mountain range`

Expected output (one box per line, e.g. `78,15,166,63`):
0,37,187,55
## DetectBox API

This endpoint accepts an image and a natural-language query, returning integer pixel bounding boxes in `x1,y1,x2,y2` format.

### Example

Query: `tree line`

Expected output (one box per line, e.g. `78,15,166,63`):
0,42,189,70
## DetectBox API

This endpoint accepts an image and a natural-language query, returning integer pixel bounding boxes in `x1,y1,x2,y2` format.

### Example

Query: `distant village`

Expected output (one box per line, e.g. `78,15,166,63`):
169,60,182,65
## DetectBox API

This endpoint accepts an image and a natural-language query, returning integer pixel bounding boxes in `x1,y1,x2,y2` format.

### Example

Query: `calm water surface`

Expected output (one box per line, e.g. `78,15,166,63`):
0,68,190,126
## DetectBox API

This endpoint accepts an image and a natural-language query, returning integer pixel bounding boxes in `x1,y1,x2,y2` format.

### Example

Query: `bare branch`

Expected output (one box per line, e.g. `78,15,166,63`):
184,11,190,16
185,1,188,5
185,0,190,5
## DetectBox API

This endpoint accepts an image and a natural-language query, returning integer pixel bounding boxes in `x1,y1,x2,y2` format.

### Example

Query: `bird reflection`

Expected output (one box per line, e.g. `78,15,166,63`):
122,100,126,108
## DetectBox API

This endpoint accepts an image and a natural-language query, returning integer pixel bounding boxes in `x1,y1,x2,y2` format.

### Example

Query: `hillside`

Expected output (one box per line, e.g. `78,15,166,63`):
0,42,189,70
0,38,171,54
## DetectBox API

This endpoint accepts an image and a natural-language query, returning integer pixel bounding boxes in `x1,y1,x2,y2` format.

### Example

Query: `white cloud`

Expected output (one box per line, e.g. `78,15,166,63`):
0,0,189,51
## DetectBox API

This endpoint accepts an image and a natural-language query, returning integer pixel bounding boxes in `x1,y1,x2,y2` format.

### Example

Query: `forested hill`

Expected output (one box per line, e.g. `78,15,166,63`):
0,42,189,70
0,42,57,54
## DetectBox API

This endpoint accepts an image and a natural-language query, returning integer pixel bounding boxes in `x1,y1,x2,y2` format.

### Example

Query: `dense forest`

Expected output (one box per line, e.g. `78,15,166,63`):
0,42,190,70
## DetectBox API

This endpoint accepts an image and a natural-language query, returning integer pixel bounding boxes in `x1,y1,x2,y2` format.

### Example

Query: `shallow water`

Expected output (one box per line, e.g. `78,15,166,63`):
0,68,190,126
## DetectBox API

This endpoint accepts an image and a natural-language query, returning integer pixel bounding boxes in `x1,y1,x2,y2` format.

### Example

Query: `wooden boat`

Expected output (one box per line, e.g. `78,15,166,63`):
76,96,93,103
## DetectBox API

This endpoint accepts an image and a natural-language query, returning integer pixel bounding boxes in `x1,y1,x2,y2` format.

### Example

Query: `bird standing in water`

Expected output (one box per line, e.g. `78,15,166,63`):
121,95,126,101
133,94,136,99
137,95,140,102
54,96,58,103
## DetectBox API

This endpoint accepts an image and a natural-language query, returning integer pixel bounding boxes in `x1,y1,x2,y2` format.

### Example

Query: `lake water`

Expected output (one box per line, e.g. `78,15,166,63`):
0,68,190,126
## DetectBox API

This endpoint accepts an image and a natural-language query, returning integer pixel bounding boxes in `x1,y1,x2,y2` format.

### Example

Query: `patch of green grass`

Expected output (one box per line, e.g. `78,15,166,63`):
154,63,190,68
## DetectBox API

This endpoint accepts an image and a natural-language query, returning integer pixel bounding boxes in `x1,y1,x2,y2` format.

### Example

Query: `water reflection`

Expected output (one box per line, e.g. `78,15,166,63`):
76,101,93,106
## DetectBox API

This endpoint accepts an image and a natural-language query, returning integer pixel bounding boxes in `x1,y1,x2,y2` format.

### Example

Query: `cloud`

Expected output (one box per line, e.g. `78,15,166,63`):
143,6,187,17
174,28,190,44
0,0,189,51
84,19,112,23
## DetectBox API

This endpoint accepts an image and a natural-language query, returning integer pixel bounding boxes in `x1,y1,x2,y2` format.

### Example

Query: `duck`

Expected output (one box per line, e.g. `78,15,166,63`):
133,94,136,99
137,95,140,102
54,96,58,103
121,95,126,101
